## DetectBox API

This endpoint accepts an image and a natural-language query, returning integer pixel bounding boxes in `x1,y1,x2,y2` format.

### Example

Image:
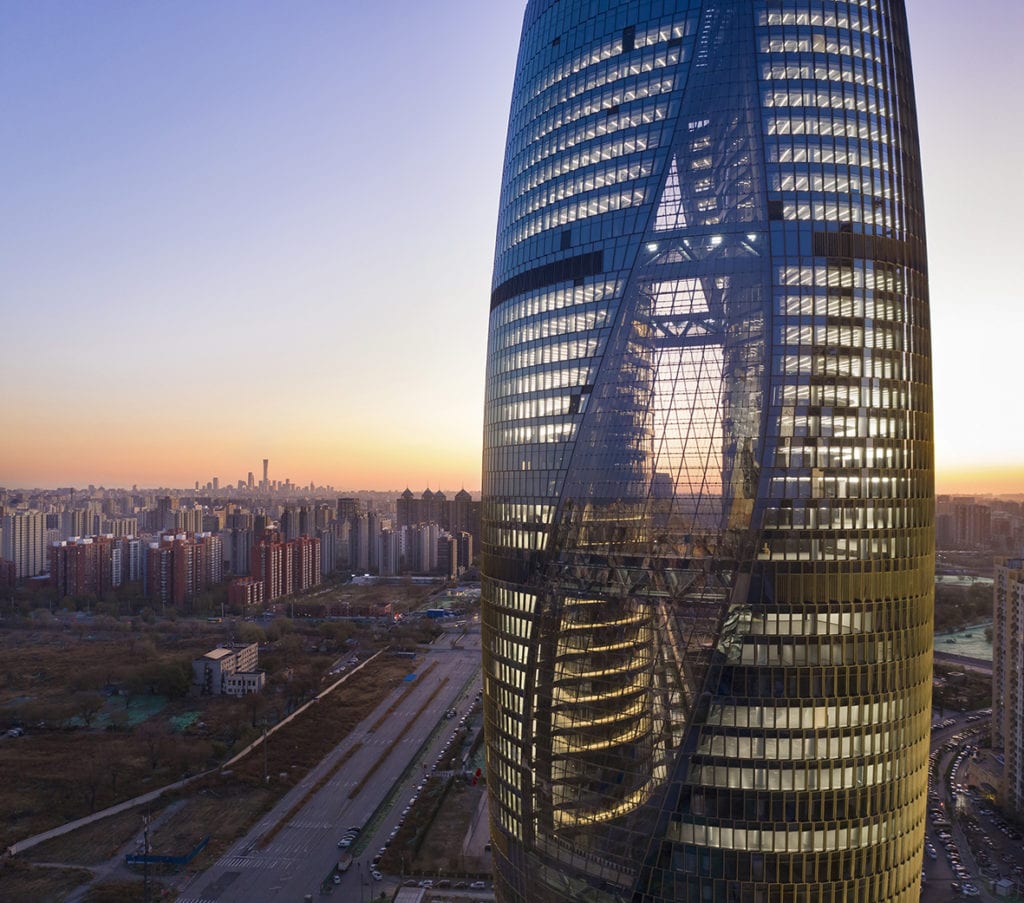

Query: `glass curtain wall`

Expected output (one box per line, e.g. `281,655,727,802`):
482,2,933,901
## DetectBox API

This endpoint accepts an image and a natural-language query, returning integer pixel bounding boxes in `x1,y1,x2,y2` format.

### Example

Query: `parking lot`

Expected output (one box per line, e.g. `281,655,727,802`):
922,710,1024,900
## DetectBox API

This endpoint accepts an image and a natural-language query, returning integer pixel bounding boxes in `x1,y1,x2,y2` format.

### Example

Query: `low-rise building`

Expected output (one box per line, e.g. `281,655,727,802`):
192,642,263,696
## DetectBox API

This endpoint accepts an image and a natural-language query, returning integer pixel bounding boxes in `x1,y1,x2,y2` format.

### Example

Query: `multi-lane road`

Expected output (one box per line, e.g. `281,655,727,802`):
178,626,482,903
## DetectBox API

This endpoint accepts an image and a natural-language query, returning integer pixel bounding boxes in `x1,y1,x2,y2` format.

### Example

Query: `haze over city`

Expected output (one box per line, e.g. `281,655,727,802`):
1,0,1020,494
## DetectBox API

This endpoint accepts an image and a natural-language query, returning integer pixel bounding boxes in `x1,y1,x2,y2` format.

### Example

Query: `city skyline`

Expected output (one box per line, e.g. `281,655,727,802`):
1,0,1021,495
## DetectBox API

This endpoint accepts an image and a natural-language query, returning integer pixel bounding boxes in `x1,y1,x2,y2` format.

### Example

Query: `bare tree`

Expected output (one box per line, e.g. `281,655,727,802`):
72,691,106,728
135,720,170,772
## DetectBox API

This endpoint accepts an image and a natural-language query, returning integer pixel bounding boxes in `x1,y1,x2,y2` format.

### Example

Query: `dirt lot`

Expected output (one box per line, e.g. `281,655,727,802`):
0,580,451,903
15,650,415,902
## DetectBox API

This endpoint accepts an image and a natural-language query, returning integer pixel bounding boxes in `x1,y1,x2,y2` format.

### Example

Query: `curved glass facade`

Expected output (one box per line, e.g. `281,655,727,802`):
481,2,932,901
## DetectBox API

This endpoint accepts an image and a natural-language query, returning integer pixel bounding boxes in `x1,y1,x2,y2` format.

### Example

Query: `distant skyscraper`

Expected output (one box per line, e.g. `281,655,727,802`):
262,458,269,490
1,511,46,578
481,3,933,901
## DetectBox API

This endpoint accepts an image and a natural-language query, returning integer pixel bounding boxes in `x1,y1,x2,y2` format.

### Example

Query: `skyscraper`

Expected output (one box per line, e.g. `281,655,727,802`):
992,556,1024,817
481,3,933,901
1,511,46,578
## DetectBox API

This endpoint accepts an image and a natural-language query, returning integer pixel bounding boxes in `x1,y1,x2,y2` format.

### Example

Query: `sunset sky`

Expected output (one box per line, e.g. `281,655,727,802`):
1,1,1020,495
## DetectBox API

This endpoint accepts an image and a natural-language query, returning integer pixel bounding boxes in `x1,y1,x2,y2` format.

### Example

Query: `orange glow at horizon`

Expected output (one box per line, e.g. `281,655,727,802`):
935,465,1024,498
3,424,1020,499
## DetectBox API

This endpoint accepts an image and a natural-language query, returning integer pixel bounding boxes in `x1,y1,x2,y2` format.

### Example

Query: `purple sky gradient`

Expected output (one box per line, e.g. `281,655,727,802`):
0,1,1019,493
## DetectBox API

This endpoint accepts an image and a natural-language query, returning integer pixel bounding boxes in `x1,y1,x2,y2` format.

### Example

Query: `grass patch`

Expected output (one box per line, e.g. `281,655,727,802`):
149,783,277,871
0,859,93,902
82,880,147,902
26,806,162,866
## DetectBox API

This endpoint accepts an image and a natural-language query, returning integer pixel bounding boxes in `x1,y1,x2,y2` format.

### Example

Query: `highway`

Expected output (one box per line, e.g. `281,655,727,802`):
178,626,482,903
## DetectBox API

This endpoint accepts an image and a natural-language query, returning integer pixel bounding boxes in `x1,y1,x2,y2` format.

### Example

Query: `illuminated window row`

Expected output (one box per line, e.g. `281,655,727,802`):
494,783,523,838
552,720,649,756
491,306,607,351
689,759,907,795
764,504,928,532
492,279,621,329
707,696,909,730
776,263,902,289
758,532,931,561
495,610,533,641
728,632,930,669
768,140,890,169
482,443,567,477
672,808,916,854
507,184,651,247
492,525,552,550
510,97,668,178
552,680,647,706
513,132,654,202
483,470,561,499
780,323,903,351
489,743,523,786
487,365,596,402
489,581,544,614
766,473,929,500
490,336,599,375
491,630,532,663
761,8,883,31
773,383,909,408
490,395,579,424
556,633,645,656
777,293,906,320
516,32,687,131
762,62,883,88
731,641,931,672
777,412,921,440
778,198,887,225
774,353,910,380
764,88,886,116
770,170,889,196
486,504,553,528
772,442,926,471
516,74,676,157
760,33,884,65
749,609,873,635
494,709,524,741
486,675,525,719
551,697,648,731
490,655,527,691
518,20,690,108
767,117,888,145
697,727,897,761
510,157,654,224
